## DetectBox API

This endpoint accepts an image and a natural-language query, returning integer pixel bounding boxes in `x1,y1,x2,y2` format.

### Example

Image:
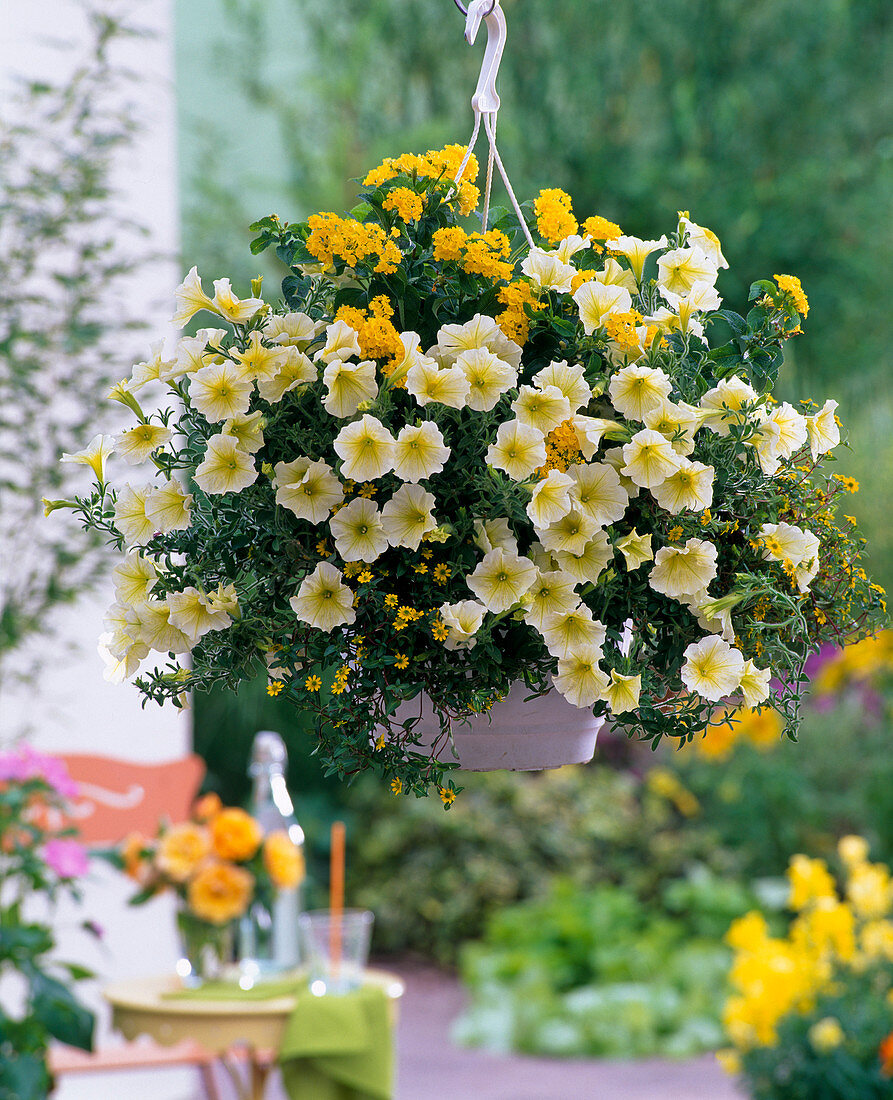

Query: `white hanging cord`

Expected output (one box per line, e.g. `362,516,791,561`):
483,112,533,247
451,0,535,248
453,110,481,186
482,115,496,232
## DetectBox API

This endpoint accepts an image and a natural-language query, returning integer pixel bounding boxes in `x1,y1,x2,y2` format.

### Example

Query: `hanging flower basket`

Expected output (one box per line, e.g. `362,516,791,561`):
55,1,885,800
396,682,605,772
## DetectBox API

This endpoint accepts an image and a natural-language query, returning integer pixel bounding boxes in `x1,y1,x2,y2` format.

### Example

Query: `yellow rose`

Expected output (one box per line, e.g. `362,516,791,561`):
263,831,305,890
156,823,212,883
187,860,253,924
210,807,263,862
193,792,223,823
121,832,150,883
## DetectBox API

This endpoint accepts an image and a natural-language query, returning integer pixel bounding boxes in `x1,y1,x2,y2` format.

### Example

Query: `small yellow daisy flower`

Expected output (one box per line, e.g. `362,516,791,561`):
304,675,322,692
395,654,409,669
266,681,284,697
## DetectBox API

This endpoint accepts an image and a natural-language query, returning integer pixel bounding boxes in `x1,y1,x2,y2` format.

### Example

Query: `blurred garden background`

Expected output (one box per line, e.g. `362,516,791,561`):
1,0,891,1090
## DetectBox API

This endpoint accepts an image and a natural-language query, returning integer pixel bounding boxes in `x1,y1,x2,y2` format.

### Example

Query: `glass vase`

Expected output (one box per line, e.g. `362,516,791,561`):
175,907,234,988
237,889,301,984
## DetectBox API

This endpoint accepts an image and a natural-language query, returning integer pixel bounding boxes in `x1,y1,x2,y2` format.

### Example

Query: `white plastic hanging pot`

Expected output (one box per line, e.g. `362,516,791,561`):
395,682,604,772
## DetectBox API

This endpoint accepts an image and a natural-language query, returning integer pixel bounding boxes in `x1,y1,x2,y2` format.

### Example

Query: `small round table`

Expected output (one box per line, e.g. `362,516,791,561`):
104,969,405,1100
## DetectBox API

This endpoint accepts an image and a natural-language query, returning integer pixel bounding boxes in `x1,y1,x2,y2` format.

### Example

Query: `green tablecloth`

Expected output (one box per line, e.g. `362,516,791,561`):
279,985,393,1100
167,978,394,1100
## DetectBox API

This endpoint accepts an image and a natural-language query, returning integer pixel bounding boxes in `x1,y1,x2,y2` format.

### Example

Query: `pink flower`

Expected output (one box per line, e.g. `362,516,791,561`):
43,838,89,879
0,747,78,799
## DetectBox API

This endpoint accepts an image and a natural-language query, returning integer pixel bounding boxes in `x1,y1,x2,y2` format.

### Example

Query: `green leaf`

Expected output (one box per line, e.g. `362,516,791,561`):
29,971,94,1051
710,310,747,336
60,962,95,982
486,205,509,230
748,279,776,302
0,925,53,962
249,235,272,256
0,1053,51,1100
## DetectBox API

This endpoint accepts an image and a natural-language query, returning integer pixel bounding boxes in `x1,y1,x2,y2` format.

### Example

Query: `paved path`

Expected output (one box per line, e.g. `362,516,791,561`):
242,960,744,1100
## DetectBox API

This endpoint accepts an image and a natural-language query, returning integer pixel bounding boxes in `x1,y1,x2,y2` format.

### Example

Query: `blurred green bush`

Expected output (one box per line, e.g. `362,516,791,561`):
670,642,893,876
346,761,736,965
453,872,763,1058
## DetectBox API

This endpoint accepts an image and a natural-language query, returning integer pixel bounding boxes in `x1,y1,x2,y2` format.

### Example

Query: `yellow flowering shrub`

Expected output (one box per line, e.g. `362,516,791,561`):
59,144,884,799
721,839,893,1097
812,630,893,695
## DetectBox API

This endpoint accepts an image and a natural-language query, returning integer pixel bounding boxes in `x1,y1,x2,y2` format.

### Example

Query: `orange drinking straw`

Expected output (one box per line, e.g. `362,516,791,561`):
329,821,346,977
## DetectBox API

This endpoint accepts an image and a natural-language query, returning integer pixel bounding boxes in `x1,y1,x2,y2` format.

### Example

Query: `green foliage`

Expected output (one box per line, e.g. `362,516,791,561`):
671,690,893,879
0,10,147,697
454,871,762,1059
346,761,734,965
0,754,96,1090
740,979,893,1100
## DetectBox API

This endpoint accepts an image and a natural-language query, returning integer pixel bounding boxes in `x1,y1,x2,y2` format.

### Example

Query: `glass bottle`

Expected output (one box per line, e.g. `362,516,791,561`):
239,730,304,981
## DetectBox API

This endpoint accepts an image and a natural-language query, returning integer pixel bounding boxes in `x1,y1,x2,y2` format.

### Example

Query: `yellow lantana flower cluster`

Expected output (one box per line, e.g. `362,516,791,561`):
431,227,513,282
364,144,480,216
604,310,648,356
722,839,893,1061
306,212,401,274
535,418,584,476
534,188,577,243
335,296,402,361
585,215,624,250
382,186,424,223
495,280,539,344
774,273,810,317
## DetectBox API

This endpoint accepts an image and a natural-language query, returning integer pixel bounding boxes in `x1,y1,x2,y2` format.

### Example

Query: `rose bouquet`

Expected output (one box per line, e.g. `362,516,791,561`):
720,839,893,1099
54,144,885,796
119,795,303,981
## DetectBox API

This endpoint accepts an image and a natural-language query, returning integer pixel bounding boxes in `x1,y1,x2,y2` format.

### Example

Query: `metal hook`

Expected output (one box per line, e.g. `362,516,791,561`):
453,0,496,19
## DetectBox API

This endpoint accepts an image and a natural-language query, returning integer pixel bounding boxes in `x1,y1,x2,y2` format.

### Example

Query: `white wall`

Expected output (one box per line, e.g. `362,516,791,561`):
0,3,201,1095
